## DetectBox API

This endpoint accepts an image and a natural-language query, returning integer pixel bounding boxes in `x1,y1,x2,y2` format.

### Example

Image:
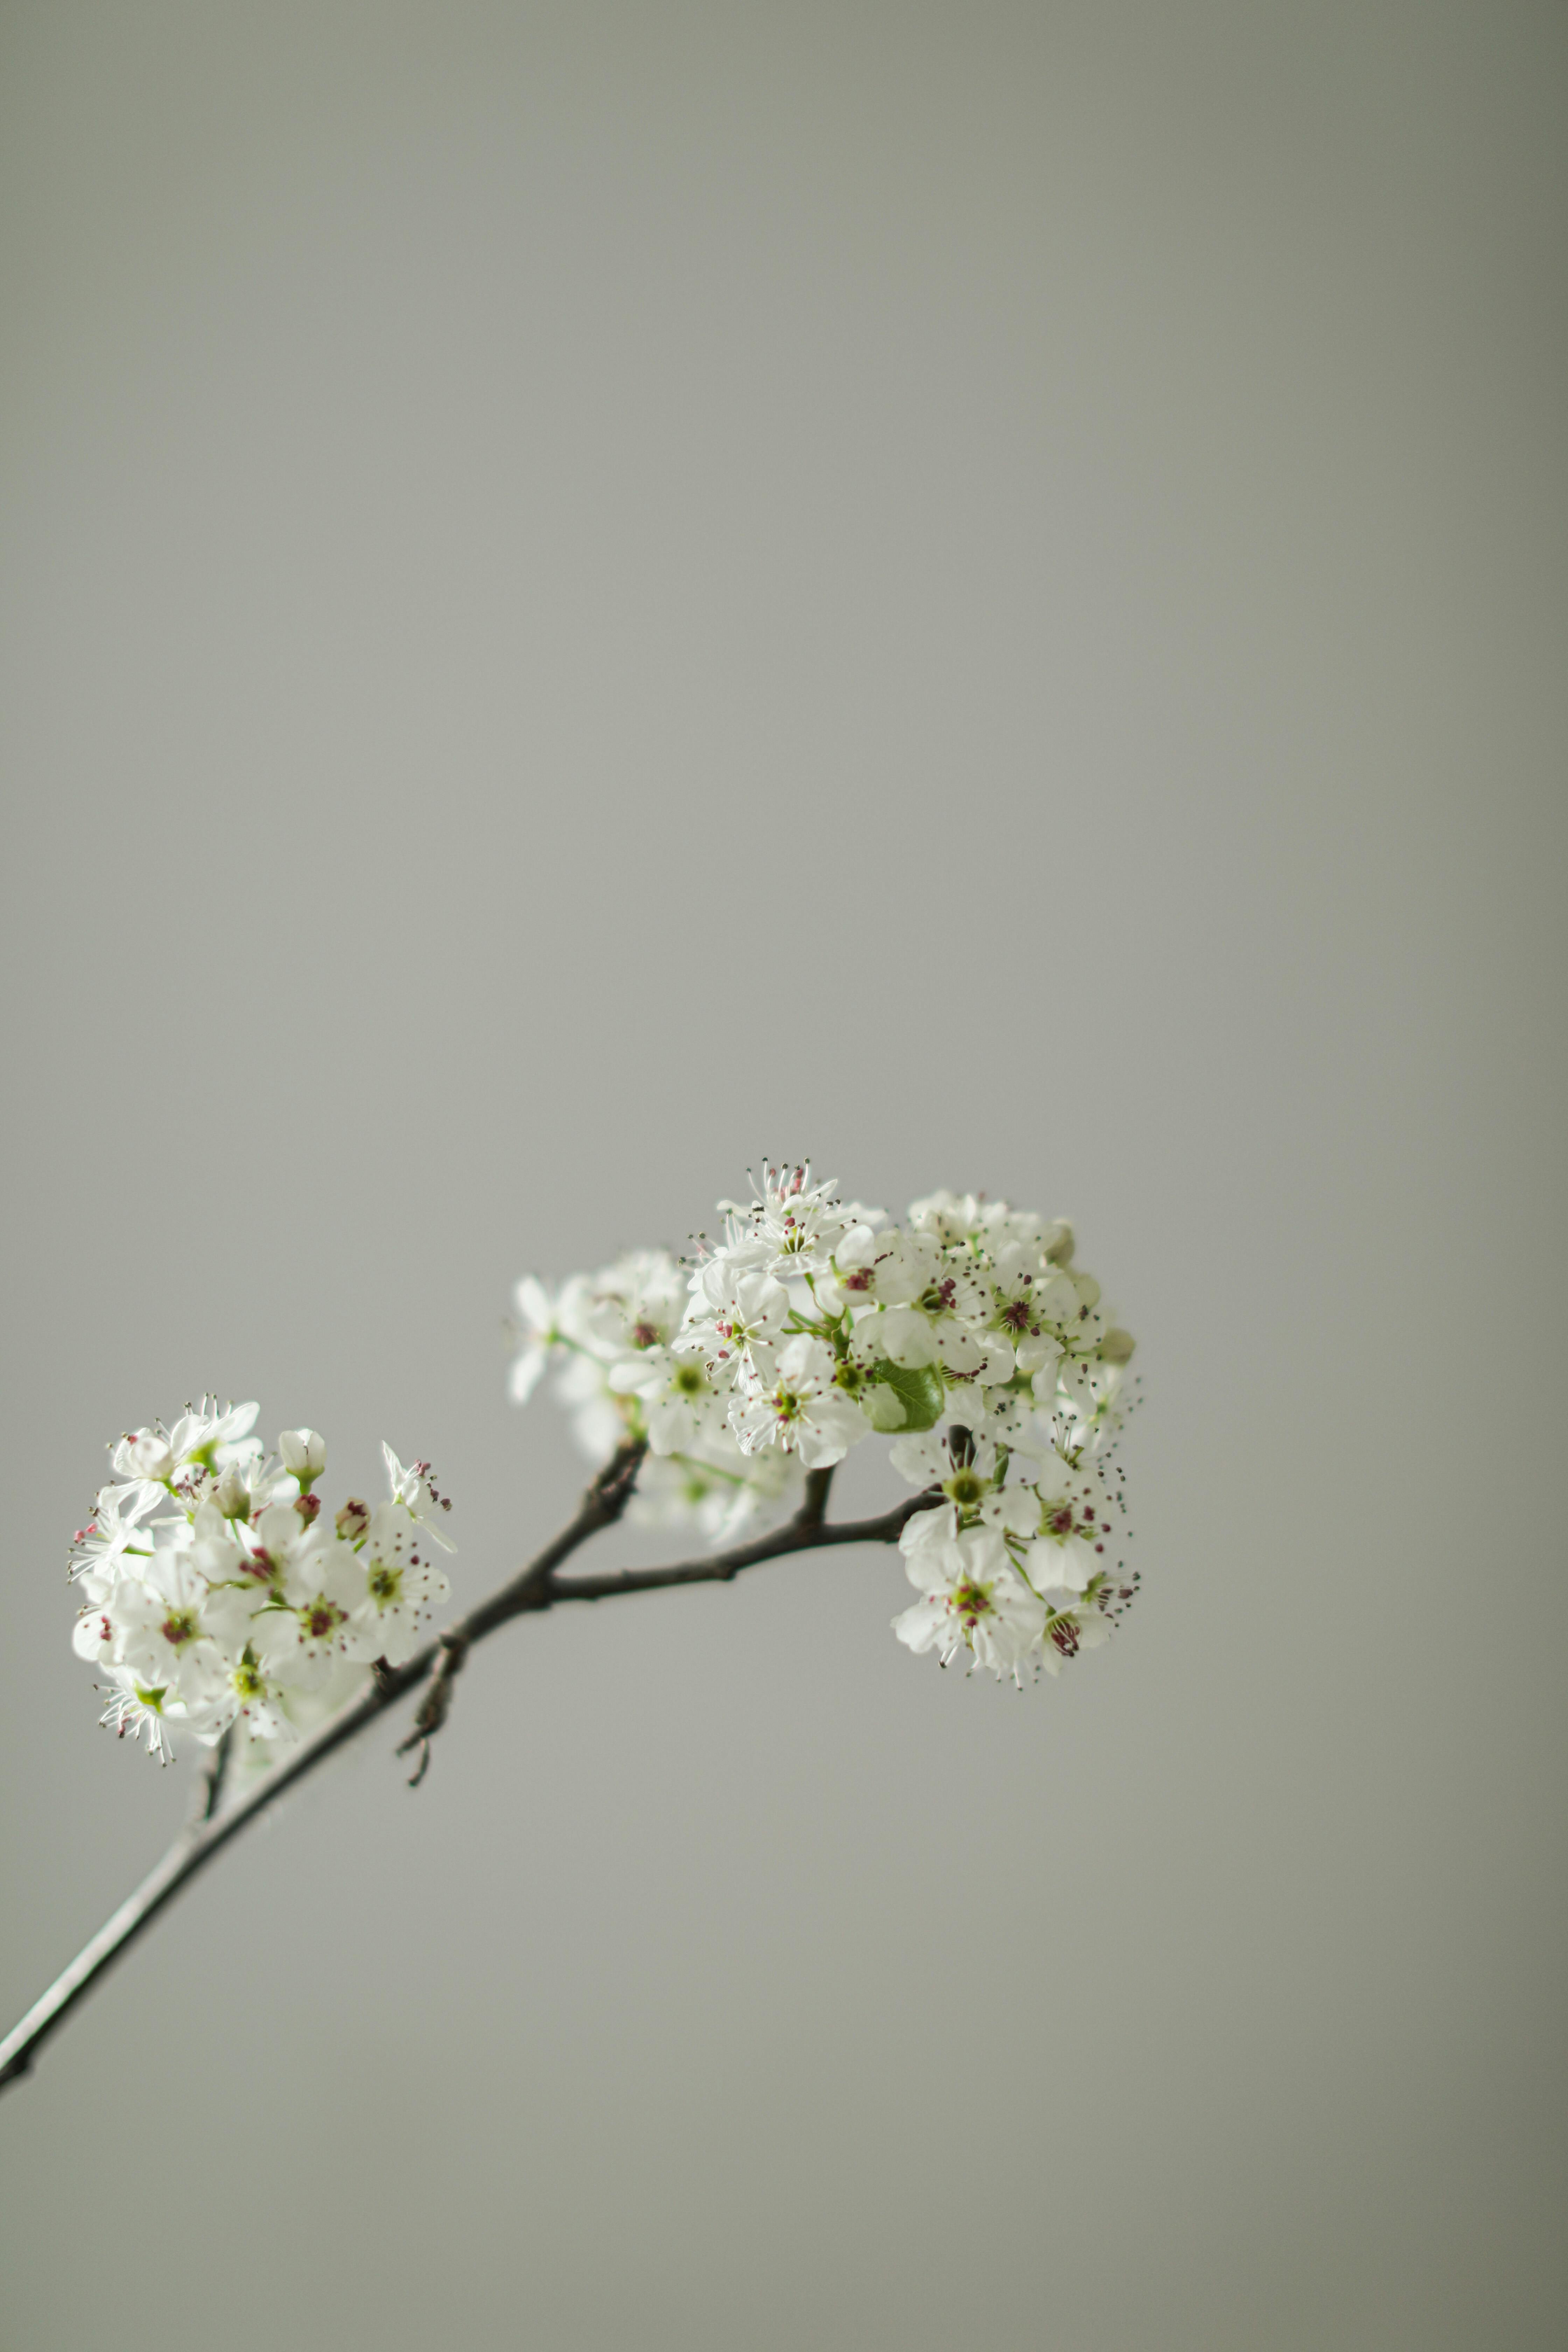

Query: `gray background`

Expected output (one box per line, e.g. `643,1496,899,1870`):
1,4,1564,2346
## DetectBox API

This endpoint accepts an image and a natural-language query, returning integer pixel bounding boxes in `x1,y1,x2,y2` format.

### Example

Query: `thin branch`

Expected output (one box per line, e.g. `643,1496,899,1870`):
0,1451,929,2095
0,1655,414,2096
551,1495,930,1602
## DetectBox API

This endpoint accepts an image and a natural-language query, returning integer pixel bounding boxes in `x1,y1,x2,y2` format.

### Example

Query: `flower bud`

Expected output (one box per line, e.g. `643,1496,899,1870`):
113,1429,174,1483
295,1490,322,1525
1099,1327,1136,1365
279,1428,327,1482
336,1497,371,1542
1041,1220,1075,1266
213,1463,252,1519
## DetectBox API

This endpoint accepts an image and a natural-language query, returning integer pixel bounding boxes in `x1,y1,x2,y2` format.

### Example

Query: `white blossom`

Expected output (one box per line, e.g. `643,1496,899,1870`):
892,1525,1047,1682
675,1259,789,1386
99,1544,257,1714
509,1274,567,1404
502,1163,1141,1673
1035,1600,1115,1674
728,1337,869,1468
109,1398,262,1512
66,1417,456,1764
381,1444,456,1552
607,1345,728,1455
68,1483,161,1586
715,1162,862,1280
814,1225,924,1314
629,1446,799,1543
96,1681,176,1762
204,1651,304,1744
199,1448,300,1522
250,1531,373,1680
888,1425,1004,1534
234,1658,369,1773
1008,1452,1121,1596
351,1502,451,1665
1041,1357,1130,1460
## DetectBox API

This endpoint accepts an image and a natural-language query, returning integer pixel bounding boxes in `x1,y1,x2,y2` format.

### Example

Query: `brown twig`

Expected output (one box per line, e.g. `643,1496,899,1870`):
797,1464,834,1528
398,1631,468,1787
396,1440,644,1785
0,1448,929,2095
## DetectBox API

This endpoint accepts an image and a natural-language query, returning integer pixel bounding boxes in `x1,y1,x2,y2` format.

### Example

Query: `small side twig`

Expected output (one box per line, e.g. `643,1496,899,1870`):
396,1440,645,1784
397,1630,469,1786
797,1465,834,1529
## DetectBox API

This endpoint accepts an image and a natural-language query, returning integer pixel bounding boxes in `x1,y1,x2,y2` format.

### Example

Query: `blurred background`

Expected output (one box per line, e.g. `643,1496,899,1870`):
1,3,1564,2346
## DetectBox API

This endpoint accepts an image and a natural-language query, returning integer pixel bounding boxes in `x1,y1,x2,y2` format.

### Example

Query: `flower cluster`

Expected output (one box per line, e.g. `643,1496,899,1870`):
512,1165,1140,1682
68,1401,454,1762
510,1249,800,1540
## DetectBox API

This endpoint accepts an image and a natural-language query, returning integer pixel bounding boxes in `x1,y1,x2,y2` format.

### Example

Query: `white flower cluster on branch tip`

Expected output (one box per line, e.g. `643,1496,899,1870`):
512,1164,1140,1685
68,1401,453,1763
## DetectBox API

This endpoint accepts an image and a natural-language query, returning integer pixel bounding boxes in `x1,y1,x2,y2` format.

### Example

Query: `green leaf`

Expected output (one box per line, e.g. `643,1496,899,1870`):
861,1383,907,1431
872,1359,945,1433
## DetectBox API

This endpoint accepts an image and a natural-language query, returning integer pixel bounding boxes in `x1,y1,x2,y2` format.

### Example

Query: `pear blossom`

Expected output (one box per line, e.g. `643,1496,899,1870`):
1009,1452,1123,1596
608,1345,728,1455
500,1162,1142,1681
67,1415,456,1764
633,1446,800,1542
728,1337,870,1468
99,1546,257,1712
892,1525,1047,1682
509,1273,572,1404
97,1680,176,1762
231,1498,330,1600
859,1302,943,1371
1042,1357,1130,1460
110,1398,262,1513
675,1259,789,1386
715,1161,860,1278
1037,1599,1115,1673
889,1424,1004,1529
815,1224,924,1315
68,1483,161,1585
237,1658,372,1773
975,1244,1069,1378
350,1503,451,1665
251,1534,372,1679
381,1444,456,1552
218,1652,302,1744
198,1448,300,1523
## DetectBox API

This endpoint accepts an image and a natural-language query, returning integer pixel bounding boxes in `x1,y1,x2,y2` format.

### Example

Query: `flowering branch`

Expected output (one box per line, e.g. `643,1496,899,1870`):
14,1164,1143,2101
0,1448,924,2095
